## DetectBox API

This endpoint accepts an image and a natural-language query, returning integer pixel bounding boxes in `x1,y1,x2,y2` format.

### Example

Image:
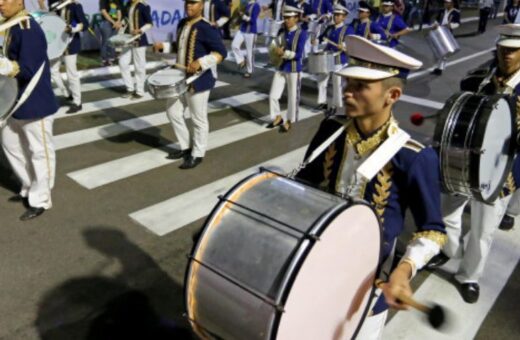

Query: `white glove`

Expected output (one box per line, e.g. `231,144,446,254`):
371,34,381,41
0,56,15,76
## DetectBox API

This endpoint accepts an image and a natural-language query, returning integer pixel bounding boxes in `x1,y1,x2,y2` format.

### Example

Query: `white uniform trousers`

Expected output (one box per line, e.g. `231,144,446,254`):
231,31,256,74
442,193,512,283
50,54,81,106
505,189,520,217
119,46,147,96
437,56,447,71
316,66,344,108
269,71,301,122
1,116,56,209
166,90,211,158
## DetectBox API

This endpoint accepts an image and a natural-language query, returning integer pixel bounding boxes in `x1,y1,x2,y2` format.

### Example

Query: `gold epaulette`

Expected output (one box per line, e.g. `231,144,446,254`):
403,139,425,153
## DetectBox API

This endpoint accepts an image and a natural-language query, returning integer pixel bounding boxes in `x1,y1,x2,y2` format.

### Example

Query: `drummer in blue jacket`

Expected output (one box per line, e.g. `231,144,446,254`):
231,0,260,78
375,0,411,48
267,5,307,133
0,0,58,220
154,0,227,169
297,36,446,337
203,0,230,32
49,0,88,114
313,4,351,113
432,0,460,75
119,0,152,99
348,1,386,43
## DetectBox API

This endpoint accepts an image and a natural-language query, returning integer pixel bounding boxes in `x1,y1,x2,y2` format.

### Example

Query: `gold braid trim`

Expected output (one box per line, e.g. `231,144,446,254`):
371,163,393,224
320,143,337,190
346,117,396,156
410,230,448,247
515,96,520,138
187,28,198,68
501,172,516,198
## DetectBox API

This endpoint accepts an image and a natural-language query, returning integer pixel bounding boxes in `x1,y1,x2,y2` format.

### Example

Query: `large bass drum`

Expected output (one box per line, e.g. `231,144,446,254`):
433,92,516,203
0,75,18,124
185,170,381,340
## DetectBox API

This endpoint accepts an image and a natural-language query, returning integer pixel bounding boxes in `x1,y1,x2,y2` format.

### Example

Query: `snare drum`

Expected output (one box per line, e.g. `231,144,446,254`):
108,34,135,48
263,19,282,38
146,68,187,100
426,25,460,59
30,11,69,60
0,75,18,124
433,92,515,203
185,170,381,340
308,20,321,36
308,51,335,74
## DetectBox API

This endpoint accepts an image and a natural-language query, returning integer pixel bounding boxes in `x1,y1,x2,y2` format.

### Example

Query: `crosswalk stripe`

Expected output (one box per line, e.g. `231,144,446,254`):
383,226,520,339
129,146,307,236
67,106,317,189
53,80,228,119
54,91,268,150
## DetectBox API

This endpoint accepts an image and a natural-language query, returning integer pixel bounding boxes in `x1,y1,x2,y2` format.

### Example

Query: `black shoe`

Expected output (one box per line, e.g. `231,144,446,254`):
179,156,203,169
325,107,337,117
499,214,515,231
279,121,291,133
66,104,82,114
267,116,283,128
8,194,25,203
20,207,45,221
66,95,73,102
314,103,328,111
131,93,144,100
459,282,479,304
432,68,443,75
426,252,450,269
166,148,191,160
121,91,134,98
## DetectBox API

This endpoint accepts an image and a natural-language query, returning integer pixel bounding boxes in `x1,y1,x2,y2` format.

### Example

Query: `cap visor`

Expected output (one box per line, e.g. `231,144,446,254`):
335,66,395,80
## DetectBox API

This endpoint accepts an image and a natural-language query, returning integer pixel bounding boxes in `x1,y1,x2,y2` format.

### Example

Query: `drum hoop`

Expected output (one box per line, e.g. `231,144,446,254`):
0,76,19,120
470,95,515,202
270,198,383,340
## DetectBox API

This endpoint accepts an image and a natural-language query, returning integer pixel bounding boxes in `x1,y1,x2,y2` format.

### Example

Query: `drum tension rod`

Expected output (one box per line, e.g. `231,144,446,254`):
217,195,320,241
187,255,286,313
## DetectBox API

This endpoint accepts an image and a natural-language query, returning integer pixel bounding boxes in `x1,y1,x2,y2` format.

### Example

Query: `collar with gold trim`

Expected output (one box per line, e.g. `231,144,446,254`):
346,116,399,156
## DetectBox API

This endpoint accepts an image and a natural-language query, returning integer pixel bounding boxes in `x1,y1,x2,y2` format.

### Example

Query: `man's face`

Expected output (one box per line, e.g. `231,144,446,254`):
284,15,298,29
382,4,392,14
498,45,520,76
334,13,346,25
444,2,453,10
0,0,23,19
343,78,390,118
358,10,369,20
185,1,203,19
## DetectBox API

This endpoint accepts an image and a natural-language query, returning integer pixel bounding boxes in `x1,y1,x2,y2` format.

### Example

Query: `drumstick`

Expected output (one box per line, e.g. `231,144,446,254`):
375,279,446,329
323,38,346,51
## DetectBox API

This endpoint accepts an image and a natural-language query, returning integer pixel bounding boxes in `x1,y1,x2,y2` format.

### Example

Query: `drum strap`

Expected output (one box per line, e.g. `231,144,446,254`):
477,67,496,94
356,128,410,182
0,16,30,33
0,62,46,126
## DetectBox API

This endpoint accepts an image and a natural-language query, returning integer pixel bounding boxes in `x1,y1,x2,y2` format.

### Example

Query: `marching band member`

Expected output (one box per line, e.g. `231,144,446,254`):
231,0,260,78
119,0,152,99
348,1,386,43
432,0,460,75
0,0,58,220
267,5,307,133
428,25,520,303
503,0,520,24
49,0,88,114
297,35,446,337
307,0,333,53
154,0,227,169
375,0,411,48
313,4,350,113
203,0,230,31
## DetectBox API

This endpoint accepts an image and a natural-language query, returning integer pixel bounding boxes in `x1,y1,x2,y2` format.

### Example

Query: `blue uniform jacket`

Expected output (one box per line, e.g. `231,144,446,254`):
348,19,387,42
279,27,307,73
504,5,519,23
5,16,58,120
297,117,446,314
240,2,261,34
176,17,227,93
375,13,408,47
61,2,89,55
436,8,461,29
309,0,333,17
129,2,153,47
207,0,231,24
319,24,351,64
